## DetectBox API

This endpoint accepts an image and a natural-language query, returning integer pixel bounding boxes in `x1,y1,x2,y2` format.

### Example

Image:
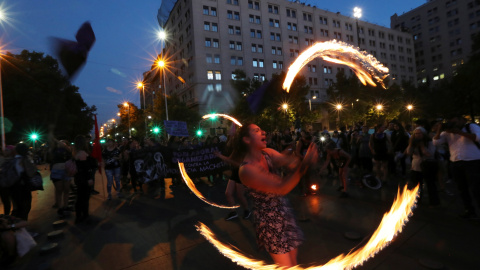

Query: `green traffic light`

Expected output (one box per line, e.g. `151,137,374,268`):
196,130,203,136
30,133,38,140
153,127,160,134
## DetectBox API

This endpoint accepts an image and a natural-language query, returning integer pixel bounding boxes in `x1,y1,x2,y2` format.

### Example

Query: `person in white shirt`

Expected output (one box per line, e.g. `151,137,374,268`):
433,115,480,219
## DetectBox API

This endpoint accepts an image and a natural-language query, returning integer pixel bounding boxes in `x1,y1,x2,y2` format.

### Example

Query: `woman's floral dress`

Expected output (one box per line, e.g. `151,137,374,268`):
243,152,303,254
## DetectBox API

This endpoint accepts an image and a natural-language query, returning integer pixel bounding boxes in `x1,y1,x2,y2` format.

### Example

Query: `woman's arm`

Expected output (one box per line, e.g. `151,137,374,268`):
214,151,241,167
263,148,300,170
241,144,317,195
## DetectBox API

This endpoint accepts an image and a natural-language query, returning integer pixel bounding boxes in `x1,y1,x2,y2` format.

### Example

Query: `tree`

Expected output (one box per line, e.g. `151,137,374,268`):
1,50,96,144
161,94,201,136
117,102,139,138
229,70,318,131
326,70,408,127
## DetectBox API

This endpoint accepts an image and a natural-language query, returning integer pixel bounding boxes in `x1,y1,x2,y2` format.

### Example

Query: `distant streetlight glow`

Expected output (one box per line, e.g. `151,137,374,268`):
157,60,165,68
334,104,343,126
157,30,167,41
353,7,362,19
406,104,413,111
282,103,288,110
376,104,383,111
124,102,131,137
137,81,147,136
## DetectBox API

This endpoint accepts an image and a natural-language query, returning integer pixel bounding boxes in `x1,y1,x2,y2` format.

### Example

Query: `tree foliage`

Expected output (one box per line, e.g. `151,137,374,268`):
115,94,201,139
229,70,322,131
1,50,96,144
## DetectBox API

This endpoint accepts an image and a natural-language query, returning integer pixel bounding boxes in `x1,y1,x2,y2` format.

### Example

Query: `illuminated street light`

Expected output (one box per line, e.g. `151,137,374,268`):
353,7,362,19
157,59,169,122
282,103,288,111
157,30,167,41
309,96,317,111
376,104,383,118
335,104,343,127
137,81,148,136
407,104,413,126
0,10,6,151
124,102,131,138
353,7,362,48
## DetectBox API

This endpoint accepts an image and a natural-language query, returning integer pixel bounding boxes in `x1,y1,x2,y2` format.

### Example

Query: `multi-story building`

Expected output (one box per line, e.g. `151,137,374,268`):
142,0,415,124
391,0,479,87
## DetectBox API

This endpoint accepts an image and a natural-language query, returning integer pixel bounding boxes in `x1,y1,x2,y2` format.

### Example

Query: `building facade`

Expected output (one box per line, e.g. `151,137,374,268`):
143,0,416,121
391,0,480,86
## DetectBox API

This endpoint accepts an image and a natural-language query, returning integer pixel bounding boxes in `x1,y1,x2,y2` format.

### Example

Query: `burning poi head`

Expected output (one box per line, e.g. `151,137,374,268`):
283,40,389,92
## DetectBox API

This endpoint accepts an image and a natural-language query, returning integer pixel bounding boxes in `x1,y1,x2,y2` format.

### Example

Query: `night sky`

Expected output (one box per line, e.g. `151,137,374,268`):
1,0,424,126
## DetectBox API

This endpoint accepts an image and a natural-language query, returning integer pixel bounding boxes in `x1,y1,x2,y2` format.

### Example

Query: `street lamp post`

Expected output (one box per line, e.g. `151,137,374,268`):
335,104,343,128
282,103,288,127
157,60,169,121
354,7,362,48
124,102,131,138
376,104,383,119
137,82,148,136
309,96,317,111
112,119,116,138
0,54,5,151
406,104,413,126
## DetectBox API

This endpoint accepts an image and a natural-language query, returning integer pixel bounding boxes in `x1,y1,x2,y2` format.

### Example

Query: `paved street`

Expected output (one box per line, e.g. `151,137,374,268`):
3,164,479,270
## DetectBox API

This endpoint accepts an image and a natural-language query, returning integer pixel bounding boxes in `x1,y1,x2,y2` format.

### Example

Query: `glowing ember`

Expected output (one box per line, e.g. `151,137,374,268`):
178,162,240,209
202,113,243,127
197,185,419,269
283,40,389,93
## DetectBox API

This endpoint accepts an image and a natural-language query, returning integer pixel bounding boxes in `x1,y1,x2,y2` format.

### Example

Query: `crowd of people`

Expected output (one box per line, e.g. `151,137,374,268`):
1,114,480,267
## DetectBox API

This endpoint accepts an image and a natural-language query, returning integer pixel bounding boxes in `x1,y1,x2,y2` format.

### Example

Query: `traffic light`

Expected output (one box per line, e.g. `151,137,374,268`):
30,133,38,140
196,129,203,136
153,127,160,134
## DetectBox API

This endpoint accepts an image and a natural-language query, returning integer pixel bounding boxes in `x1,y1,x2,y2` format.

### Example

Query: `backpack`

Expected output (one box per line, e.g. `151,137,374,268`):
65,159,77,177
0,158,20,188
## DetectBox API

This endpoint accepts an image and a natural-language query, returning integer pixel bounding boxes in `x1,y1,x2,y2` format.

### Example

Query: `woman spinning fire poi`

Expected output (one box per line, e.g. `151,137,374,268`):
230,123,318,267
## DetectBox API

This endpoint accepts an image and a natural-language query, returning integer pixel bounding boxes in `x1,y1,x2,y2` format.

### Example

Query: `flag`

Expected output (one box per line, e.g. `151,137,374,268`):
91,114,103,173
246,81,271,113
52,21,96,79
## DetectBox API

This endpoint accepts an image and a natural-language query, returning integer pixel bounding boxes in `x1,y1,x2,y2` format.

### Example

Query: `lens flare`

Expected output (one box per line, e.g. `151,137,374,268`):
202,114,243,127
283,40,389,93
178,162,239,209
197,185,419,269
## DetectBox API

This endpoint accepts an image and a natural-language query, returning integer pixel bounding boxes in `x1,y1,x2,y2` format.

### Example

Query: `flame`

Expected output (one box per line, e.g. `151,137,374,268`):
283,40,389,92
178,162,240,209
202,113,243,127
197,185,419,269
311,184,318,191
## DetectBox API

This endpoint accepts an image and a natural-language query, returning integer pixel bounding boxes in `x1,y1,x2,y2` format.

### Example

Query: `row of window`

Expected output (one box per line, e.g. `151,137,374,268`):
201,6,410,45
205,26,408,52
